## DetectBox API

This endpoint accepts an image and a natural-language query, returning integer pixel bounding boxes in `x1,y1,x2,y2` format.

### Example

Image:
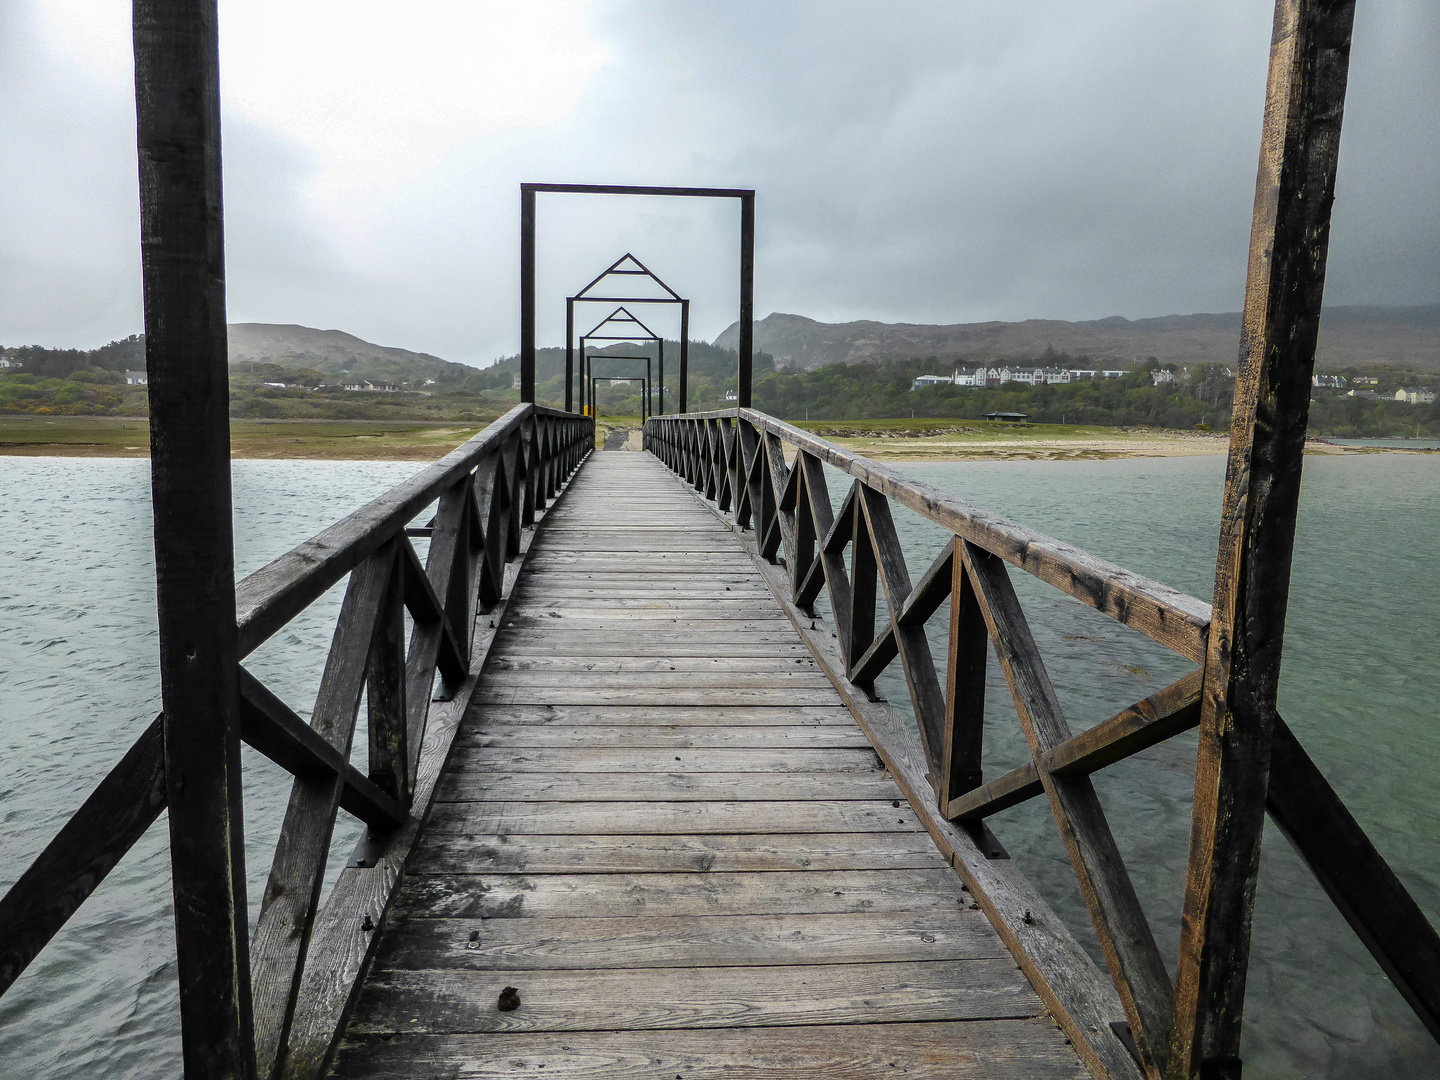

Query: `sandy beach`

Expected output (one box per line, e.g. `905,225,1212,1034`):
1,415,1432,462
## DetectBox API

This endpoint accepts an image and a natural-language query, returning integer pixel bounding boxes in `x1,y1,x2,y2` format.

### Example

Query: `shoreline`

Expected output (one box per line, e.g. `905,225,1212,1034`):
1,416,1433,462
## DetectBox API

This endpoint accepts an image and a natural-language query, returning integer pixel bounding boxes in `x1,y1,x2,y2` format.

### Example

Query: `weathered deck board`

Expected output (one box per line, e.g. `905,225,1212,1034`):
332,453,1084,1079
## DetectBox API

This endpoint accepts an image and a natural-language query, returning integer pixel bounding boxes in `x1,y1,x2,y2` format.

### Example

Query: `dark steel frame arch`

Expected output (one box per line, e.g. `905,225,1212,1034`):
578,307,664,417
565,253,690,414
586,352,653,422
520,183,754,411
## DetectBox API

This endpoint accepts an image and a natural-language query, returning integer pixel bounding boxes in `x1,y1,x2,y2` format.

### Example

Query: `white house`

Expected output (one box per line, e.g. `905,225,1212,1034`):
1152,370,1175,386
125,370,147,386
1396,387,1436,405
1038,368,1071,385
911,374,953,391
0,357,12,369
1312,373,1347,388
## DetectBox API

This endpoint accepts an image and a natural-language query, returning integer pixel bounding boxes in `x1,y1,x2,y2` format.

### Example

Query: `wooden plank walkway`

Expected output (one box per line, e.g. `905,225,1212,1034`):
330,452,1086,1079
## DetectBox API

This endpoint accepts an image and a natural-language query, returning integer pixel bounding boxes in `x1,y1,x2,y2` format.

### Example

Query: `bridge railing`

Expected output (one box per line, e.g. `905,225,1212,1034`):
0,403,593,1079
645,406,1440,1080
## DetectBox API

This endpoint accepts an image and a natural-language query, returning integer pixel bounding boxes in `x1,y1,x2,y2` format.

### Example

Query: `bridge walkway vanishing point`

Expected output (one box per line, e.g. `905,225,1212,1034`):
329,451,1088,1078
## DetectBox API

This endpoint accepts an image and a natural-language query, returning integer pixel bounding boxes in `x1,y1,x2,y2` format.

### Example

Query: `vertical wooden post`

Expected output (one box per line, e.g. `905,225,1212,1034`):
1170,3,1356,1077
737,193,754,409
657,340,664,417
520,185,536,403
679,299,690,414
564,298,574,412
132,0,256,1075
940,540,987,809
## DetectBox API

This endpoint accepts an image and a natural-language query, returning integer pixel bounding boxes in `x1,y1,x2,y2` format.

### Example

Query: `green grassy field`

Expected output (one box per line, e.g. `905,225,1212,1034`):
0,416,493,459
791,417,1124,440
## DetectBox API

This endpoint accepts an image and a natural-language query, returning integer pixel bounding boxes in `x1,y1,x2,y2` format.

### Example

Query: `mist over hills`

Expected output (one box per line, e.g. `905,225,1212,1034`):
715,306,1440,372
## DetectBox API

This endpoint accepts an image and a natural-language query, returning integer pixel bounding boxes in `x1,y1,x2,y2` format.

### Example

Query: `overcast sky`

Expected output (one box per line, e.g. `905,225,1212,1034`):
2,0,1436,367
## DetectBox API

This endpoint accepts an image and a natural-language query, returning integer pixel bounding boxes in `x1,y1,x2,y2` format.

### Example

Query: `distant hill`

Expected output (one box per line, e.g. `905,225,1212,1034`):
227,323,478,387
715,306,1440,372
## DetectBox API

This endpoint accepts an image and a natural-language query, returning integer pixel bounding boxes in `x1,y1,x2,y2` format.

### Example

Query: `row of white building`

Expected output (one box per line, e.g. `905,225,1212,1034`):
911,366,1138,391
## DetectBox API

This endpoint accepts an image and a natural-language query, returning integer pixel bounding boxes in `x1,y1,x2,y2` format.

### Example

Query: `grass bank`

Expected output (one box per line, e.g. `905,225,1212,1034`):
0,416,491,460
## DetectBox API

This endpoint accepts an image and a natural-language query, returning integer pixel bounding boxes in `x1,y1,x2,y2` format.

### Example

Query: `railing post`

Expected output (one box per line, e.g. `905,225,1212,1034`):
1170,2,1357,1076
737,193,754,408
940,539,987,808
520,186,536,403
133,0,256,1074
564,300,574,412
679,301,690,414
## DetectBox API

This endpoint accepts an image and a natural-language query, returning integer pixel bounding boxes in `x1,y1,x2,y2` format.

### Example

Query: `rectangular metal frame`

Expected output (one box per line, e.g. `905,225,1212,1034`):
521,183,754,409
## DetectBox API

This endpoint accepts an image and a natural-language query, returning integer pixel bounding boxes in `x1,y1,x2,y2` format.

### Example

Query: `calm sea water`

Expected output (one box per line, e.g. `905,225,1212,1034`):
1,452,1436,1078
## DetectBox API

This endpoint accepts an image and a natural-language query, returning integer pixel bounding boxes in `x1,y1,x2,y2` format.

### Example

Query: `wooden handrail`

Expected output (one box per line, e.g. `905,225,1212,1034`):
654,407,1212,662
235,403,572,657
0,405,595,1080
644,404,1440,1078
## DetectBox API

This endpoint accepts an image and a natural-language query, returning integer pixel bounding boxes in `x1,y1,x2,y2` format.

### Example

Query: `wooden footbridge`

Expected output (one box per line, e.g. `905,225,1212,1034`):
3,1,1438,1078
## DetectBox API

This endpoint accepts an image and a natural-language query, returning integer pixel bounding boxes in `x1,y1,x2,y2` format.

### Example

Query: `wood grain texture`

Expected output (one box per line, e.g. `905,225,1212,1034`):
349,958,1044,1034
332,1020,1087,1080
389,868,965,919
455,723,867,749
435,771,899,803
278,443,590,1080
331,453,1081,1080
665,462,1142,1080
133,1,255,1072
964,541,1172,1075
739,410,1211,663
426,800,925,836
1172,4,1359,1076
250,548,392,1078
943,542,989,808
373,911,1004,970
453,704,850,725
408,833,951,875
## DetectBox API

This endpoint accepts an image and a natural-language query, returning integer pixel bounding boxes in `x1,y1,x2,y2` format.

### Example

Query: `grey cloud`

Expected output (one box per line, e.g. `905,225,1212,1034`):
4,0,1436,365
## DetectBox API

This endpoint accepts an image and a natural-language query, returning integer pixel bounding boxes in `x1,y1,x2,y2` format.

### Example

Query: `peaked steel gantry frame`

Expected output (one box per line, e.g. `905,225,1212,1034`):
578,307,664,417
521,184,755,411
588,373,652,423
565,253,689,413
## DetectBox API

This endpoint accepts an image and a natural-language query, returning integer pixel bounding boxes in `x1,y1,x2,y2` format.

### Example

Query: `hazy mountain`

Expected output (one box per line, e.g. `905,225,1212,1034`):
227,323,478,385
714,306,1440,372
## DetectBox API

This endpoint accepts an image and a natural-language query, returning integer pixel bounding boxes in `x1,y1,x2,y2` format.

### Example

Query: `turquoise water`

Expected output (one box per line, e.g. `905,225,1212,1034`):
0,452,1436,1077
828,453,1440,1079
0,458,421,1078
1329,439,1440,450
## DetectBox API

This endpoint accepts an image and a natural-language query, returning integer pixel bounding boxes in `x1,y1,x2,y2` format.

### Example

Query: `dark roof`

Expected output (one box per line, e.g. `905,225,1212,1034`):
984,411,1030,421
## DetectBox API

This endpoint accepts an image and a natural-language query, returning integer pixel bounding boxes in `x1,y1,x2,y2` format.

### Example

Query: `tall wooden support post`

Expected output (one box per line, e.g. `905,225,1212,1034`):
679,299,690,413
564,298,574,412
520,185,537,404
737,193,755,409
1170,3,1356,1077
132,1,257,1075
657,341,664,417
